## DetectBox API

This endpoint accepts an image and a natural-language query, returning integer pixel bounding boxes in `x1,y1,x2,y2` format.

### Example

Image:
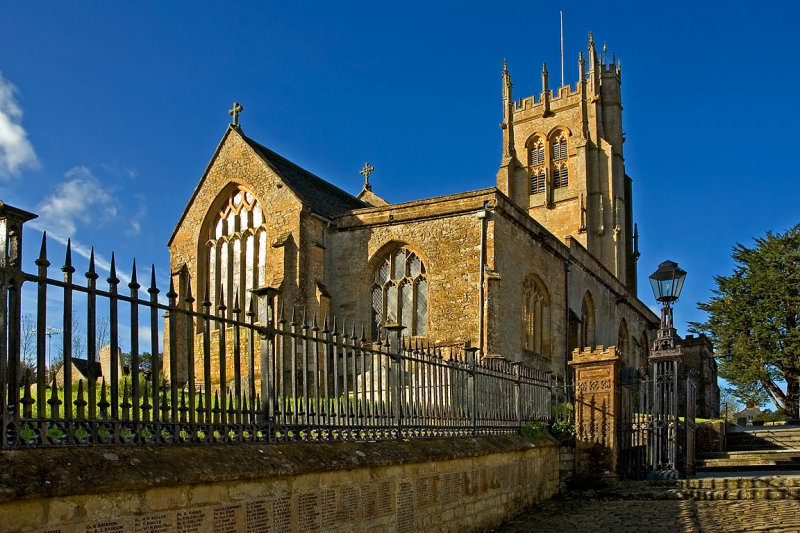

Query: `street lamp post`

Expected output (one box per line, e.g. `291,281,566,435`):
647,260,687,479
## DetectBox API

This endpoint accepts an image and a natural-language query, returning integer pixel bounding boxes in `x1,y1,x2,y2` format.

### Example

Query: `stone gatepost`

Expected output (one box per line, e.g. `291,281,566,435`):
569,345,623,486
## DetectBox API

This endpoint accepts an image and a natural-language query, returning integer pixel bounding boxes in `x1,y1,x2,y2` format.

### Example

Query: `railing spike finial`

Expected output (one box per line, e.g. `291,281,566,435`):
148,264,159,295
87,247,97,277
62,238,74,271
312,311,318,330
331,314,337,334
232,287,240,313
351,321,357,340
184,280,194,303
129,259,139,289
217,286,226,311
360,323,366,342
107,252,119,285
278,300,285,322
323,313,329,333
202,282,211,308
166,276,177,300
246,295,255,317
301,307,307,327
290,305,297,325
35,231,49,266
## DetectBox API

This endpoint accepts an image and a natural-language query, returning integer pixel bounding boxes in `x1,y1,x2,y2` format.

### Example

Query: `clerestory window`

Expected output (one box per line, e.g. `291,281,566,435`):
371,247,428,339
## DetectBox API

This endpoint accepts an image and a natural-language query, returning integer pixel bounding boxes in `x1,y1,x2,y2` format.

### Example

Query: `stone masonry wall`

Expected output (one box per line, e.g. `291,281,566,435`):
0,436,560,533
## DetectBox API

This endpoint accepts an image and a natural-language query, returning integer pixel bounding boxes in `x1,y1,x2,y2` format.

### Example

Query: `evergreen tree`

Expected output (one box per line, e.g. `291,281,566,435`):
691,224,800,418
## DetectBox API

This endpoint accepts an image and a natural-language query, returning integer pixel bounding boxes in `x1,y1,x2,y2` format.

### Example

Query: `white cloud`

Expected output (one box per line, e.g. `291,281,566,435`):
29,166,132,284
0,72,38,178
34,166,117,236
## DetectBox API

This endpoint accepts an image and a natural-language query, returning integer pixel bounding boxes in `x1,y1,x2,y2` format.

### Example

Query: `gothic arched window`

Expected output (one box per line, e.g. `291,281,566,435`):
522,275,551,356
371,247,427,339
205,186,267,323
580,292,596,349
528,136,546,194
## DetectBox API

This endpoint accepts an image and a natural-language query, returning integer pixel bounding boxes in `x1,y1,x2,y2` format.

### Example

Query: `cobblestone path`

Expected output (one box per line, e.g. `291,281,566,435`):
492,497,800,532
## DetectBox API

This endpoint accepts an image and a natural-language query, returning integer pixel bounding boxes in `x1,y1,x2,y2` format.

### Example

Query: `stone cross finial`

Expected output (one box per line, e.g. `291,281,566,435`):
229,102,243,126
359,162,374,191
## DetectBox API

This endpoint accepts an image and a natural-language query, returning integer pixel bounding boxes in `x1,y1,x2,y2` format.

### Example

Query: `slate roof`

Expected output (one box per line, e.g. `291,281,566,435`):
71,358,102,379
240,133,366,219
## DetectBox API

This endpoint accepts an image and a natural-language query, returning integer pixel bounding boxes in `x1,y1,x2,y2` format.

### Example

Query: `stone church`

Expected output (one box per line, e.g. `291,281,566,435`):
166,34,718,412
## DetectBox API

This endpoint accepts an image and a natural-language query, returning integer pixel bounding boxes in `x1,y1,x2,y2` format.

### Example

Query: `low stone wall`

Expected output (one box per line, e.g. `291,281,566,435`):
697,421,725,454
558,445,575,491
0,435,560,533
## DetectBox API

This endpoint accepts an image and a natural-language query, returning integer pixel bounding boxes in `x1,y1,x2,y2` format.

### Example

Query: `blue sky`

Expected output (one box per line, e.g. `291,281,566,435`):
0,1,798,348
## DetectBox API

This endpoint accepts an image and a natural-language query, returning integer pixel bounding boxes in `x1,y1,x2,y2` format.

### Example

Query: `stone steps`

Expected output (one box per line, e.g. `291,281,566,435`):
726,427,800,452
582,475,800,501
697,450,800,471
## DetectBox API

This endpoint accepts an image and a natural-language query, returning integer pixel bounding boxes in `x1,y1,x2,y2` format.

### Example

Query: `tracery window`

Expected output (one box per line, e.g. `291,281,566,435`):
205,186,267,323
522,275,550,356
528,137,546,194
371,247,427,339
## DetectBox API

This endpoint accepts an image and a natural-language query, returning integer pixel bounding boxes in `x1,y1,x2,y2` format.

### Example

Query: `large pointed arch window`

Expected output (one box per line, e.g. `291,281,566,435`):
371,248,427,339
205,186,267,323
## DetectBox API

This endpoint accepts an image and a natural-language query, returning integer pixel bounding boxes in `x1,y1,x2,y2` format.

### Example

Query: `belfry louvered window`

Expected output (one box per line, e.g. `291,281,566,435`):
531,171,546,194
529,137,546,194
553,165,568,189
371,248,428,339
552,136,567,160
530,143,545,165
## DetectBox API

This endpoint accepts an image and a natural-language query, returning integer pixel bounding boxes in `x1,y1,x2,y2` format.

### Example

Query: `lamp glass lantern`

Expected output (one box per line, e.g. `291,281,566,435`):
648,260,687,304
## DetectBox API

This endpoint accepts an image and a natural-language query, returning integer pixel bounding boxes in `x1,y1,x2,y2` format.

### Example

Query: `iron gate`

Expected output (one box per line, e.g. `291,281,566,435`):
618,366,697,480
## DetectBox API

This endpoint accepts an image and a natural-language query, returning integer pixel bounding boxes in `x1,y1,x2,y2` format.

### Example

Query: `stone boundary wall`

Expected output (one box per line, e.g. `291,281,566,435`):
0,436,560,533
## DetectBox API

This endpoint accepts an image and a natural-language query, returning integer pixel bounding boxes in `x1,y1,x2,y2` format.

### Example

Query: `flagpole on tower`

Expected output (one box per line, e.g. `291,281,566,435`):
560,11,565,88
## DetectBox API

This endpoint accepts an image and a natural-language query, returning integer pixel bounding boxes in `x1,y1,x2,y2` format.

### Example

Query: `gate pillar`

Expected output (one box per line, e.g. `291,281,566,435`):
569,345,623,486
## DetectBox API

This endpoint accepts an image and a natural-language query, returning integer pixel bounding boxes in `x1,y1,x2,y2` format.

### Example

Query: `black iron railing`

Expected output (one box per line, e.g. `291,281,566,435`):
0,206,552,448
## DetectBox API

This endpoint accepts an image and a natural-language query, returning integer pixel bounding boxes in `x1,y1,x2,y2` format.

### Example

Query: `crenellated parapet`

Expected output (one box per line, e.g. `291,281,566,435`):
497,30,636,295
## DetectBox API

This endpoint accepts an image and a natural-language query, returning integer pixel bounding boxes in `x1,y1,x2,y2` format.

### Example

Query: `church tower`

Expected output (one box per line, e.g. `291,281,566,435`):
497,33,638,293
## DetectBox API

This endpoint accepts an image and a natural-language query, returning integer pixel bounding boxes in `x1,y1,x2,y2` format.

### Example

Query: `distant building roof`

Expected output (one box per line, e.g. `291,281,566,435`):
71,358,102,379
240,133,366,219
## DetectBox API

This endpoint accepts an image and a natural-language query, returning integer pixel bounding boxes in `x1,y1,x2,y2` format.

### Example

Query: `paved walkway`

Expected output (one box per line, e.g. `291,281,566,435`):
492,474,800,533
492,498,800,533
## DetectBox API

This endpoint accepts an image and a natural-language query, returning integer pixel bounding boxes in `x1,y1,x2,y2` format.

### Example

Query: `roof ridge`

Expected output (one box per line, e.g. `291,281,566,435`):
240,133,363,205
